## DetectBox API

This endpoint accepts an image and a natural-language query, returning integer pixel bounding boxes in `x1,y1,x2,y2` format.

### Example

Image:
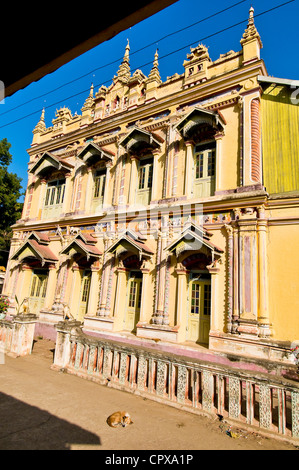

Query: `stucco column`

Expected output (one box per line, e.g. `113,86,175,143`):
62,172,72,214
69,262,81,319
175,265,188,342
103,162,112,209
151,149,160,201
154,232,168,325
128,156,138,206
43,263,57,309
207,263,220,335
38,179,47,219
113,265,128,330
17,263,32,311
84,168,93,214
184,141,194,199
97,249,112,317
215,132,224,193
139,261,150,324
232,222,239,333
87,263,100,316
257,219,271,337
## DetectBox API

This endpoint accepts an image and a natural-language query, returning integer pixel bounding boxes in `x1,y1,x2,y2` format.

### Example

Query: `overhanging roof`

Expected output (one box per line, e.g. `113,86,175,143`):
29,152,74,178
258,75,299,88
60,233,102,260
119,126,163,154
175,107,225,140
106,229,154,259
4,1,178,97
12,233,58,266
165,220,223,259
77,142,115,166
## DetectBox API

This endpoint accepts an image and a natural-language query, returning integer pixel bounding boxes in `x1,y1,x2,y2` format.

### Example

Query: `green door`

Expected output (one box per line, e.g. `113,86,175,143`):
29,272,48,314
136,158,153,206
188,275,211,344
125,274,142,332
77,271,91,322
193,146,216,198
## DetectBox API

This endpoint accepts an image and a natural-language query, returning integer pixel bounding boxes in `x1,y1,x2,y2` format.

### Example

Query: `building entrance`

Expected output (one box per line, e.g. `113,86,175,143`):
125,271,142,332
29,270,48,314
187,273,211,344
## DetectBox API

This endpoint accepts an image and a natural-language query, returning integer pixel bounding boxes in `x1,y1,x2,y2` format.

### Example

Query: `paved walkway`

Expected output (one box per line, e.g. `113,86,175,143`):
0,339,296,451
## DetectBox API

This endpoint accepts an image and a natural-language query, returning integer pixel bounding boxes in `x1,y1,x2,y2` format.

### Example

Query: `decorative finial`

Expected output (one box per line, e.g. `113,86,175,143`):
240,5,262,48
154,49,159,67
33,108,46,134
90,83,94,97
124,39,130,62
114,40,131,83
147,48,161,84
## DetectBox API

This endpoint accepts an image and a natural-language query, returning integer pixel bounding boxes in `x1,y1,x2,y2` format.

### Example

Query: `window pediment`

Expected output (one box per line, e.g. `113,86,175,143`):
165,220,223,260
106,229,154,260
119,127,163,155
175,107,225,142
77,142,114,167
60,233,102,260
30,152,73,178
12,235,57,266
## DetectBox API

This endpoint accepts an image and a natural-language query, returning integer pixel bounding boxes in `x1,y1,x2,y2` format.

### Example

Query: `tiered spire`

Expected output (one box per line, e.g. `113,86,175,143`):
241,6,262,47
81,83,95,111
115,39,131,83
147,49,161,84
33,108,46,134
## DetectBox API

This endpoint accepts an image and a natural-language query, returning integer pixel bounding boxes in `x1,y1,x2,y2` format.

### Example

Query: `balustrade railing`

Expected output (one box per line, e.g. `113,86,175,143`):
0,314,37,357
53,322,299,442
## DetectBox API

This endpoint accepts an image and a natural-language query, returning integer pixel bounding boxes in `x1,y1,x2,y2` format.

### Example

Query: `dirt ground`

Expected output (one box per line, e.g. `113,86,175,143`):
0,338,297,451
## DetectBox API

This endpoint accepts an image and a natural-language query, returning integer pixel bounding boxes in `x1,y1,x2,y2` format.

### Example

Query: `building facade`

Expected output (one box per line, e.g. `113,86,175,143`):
3,9,299,372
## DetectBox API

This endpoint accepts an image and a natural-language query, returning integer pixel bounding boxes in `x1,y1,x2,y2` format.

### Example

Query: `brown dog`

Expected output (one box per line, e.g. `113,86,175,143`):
107,411,133,428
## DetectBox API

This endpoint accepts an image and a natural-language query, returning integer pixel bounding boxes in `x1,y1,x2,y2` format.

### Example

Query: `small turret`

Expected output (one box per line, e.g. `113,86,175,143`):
114,39,131,84
241,7,262,64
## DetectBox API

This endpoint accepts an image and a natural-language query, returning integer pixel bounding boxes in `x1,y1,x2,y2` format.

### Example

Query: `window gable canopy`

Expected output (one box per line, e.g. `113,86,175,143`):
12,232,58,266
76,142,114,167
29,152,74,178
165,219,223,260
119,126,163,155
60,233,102,260
175,107,225,141
106,229,154,260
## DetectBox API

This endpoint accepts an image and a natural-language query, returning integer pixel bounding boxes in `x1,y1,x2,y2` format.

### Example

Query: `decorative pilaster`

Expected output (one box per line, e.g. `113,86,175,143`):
153,231,168,325
43,264,57,310
87,263,100,316
139,261,150,324
103,162,112,209
151,149,161,201
175,263,188,342
257,218,271,337
224,225,233,333
128,156,138,206
84,168,94,214
113,264,128,330
214,132,224,193
184,141,194,199
62,173,72,215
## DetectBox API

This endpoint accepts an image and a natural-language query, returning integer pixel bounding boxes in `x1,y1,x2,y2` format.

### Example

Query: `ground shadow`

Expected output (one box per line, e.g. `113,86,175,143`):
0,391,101,450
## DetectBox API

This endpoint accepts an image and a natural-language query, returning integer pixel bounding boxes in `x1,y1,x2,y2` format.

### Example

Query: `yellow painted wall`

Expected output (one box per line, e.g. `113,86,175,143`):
261,85,299,194
267,224,299,341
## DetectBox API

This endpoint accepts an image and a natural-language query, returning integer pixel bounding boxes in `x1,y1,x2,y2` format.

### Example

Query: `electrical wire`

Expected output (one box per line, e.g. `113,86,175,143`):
0,0,295,130
0,0,247,118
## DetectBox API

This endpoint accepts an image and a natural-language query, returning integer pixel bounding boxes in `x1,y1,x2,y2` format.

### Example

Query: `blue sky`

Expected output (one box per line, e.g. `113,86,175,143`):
0,0,297,198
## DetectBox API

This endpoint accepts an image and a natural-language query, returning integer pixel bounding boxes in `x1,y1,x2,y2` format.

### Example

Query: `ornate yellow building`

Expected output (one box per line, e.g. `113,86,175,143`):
3,8,299,374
